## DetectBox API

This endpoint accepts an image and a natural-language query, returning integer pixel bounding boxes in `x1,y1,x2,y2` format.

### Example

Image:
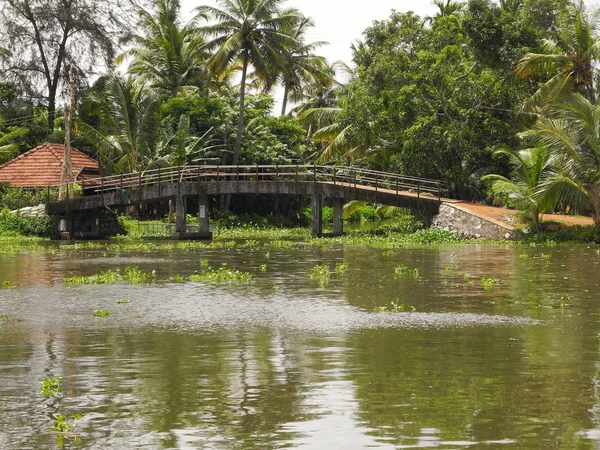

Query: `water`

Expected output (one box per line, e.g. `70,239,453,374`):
1,242,600,448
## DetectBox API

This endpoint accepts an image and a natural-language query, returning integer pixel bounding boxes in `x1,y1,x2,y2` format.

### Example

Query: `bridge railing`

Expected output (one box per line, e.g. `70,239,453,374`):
55,165,447,202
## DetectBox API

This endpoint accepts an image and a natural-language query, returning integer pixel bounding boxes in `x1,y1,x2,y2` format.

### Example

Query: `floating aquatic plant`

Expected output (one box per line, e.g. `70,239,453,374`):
335,263,348,274
42,377,62,398
64,266,155,285
189,265,251,283
93,309,110,317
373,300,416,312
480,277,500,290
309,264,330,287
394,265,420,279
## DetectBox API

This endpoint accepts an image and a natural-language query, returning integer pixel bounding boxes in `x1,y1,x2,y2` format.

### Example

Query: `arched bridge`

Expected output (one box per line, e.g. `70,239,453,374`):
45,165,448,239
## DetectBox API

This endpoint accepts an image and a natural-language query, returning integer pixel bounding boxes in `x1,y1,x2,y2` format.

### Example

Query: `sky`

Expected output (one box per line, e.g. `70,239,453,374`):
180,0,438,66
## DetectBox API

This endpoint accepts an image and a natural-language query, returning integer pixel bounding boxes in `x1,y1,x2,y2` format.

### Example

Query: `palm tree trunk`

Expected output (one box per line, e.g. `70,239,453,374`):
590,192,600,233
233,50,249,166
281,84,289,116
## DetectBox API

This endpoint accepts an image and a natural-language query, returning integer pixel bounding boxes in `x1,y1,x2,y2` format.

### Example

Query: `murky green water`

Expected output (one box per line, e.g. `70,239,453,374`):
1,241,600,449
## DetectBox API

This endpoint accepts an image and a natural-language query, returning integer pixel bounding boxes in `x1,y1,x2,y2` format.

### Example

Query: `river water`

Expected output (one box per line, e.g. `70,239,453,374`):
1,240,600,449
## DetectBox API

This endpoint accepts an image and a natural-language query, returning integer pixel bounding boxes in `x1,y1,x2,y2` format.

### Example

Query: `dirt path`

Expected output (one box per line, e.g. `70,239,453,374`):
449,201,594,228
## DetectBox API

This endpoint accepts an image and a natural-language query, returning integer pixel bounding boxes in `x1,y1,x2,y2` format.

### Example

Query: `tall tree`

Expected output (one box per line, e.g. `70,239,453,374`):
0,0,132,131
256,13,331,116
118,0,209,96
524,94,600,232
516,0,600,112
196,0,302,165
77,75,160,173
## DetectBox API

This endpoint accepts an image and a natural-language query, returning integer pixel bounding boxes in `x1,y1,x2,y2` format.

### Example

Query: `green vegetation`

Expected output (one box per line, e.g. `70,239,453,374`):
0,207,57,238
308,264,331,287
64,266,156,285
52,414,81,433
41,377,62,398
394,265,420,279
93,309,110,317
116,298,130,304
0,0,599,245
481,277,500,291
373,300,416,312
189,265,252,283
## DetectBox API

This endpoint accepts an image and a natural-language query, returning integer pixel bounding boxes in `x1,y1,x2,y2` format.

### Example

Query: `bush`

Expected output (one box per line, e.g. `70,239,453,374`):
0,184,57,210
0,207,57,237
298,206,333,226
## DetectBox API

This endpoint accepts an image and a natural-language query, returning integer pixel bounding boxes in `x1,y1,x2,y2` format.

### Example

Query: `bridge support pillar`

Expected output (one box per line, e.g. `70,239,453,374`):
311,193,322,237
175,194,186,233
59,213,72,240
331,198,344,236
172,194,213,240
196,194,213,239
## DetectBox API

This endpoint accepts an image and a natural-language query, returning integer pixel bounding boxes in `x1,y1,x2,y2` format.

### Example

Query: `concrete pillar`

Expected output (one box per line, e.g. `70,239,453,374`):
59,213,72,240
332,197,344,236
175,195,186,233
198,194,209,234
311,192,322,237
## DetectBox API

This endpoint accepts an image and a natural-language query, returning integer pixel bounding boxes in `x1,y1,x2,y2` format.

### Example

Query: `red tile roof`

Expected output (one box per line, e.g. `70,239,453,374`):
0,143,100,187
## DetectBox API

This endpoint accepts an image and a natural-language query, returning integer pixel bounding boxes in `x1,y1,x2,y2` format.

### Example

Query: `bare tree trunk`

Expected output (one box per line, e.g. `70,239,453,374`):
59,66,74,200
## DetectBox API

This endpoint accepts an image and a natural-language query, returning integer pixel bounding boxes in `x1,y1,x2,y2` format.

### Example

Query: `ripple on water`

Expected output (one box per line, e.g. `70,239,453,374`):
0,284,536,335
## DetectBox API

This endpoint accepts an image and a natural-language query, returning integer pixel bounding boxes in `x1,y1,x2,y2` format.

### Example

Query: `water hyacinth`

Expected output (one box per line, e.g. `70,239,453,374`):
309,264,331,287
188,265,252,283
64,266,156,285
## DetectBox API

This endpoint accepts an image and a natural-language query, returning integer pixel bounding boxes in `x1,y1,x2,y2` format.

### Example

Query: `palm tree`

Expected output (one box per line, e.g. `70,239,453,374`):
259,14,332,116
499,0,523,16
0,127,27,164
516,0,600,112
522,93,600,232
425,0,465,24
77,75,160,173
482,145,553,232
196,0,302,165
118,0,209,95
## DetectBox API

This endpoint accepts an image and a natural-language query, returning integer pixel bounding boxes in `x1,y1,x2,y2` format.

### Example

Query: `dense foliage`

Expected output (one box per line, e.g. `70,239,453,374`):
0,0,599,235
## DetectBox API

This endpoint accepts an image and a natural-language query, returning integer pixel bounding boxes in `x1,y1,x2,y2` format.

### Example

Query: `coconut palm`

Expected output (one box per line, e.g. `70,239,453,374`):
117,0,209,95
425,0,465,24
522,93,600,231
258,14,331,116
0,127,27,164
499,0,523,16
76,75,160,173
482,145,553,232
516,0,600,112
196,0,302,165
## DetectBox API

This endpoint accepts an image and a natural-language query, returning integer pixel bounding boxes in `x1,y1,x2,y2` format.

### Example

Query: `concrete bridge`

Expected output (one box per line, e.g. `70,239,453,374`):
44,165,448,239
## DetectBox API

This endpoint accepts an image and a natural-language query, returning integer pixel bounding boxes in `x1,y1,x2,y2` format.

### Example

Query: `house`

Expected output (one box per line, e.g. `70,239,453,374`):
0,142,100,188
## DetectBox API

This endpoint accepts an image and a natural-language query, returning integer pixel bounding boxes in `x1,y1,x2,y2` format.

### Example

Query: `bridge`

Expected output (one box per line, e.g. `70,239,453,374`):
44,165,448,239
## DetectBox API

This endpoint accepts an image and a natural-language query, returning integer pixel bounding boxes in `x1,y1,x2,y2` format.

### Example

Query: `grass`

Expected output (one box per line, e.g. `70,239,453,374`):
93,309,110,317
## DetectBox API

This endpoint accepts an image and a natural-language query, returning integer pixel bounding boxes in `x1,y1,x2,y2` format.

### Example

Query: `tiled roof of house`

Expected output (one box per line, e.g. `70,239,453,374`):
0,142,100,187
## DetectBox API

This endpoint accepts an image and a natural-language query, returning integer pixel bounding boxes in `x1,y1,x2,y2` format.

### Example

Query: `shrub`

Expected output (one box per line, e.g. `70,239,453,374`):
0,207,57,237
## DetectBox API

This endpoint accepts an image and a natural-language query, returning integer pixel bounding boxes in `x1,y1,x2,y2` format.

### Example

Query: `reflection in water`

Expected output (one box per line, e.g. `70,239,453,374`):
1,244,600,448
